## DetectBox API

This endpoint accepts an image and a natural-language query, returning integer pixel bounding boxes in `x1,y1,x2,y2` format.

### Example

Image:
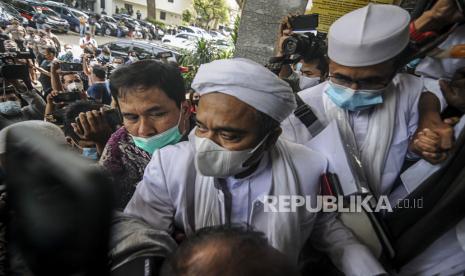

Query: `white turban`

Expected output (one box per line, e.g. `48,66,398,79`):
191,58,296,123
0,121,66,154
328,4,410,67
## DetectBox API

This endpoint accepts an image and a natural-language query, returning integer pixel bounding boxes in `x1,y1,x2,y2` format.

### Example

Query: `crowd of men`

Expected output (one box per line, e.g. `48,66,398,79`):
0,0,465,275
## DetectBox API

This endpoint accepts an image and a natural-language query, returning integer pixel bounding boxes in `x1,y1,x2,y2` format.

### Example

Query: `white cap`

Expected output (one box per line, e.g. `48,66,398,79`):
191,58,296,123
328,4,411,67
0,121,66,154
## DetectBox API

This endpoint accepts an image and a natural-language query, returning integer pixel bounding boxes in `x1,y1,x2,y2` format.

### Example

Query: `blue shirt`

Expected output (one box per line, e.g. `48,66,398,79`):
87,82,111,105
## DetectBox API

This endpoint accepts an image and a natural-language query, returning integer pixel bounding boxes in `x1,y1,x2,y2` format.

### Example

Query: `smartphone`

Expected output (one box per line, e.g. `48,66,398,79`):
289,14,319,32
52,92,81,103
60,63,83,72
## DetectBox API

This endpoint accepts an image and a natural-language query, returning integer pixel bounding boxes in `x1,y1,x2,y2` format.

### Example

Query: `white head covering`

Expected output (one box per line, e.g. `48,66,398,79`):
0,121,66,154
328,4,410,67
191,58,296,123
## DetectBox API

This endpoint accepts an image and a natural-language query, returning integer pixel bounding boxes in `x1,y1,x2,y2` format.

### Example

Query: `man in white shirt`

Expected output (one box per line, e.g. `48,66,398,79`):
125,58,385,275
79,32,97,51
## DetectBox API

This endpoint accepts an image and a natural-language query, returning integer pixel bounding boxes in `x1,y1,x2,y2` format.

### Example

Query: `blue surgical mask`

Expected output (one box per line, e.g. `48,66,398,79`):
131,125,183,154
82,147,98,160
325,81,385,111
0,101,21,116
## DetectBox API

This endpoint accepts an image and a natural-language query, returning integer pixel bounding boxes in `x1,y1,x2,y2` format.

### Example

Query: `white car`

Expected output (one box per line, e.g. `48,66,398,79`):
178,26,212,40
162,32,201,51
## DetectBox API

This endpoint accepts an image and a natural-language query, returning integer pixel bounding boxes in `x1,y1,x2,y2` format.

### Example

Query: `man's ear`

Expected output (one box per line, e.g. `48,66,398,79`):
264,126,282,151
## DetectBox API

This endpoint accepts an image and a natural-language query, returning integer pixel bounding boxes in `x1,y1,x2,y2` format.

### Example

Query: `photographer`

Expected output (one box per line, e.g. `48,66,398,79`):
0,79,46,124
35,46,57,96
4,19,26,51
85,64,111,105
79,32,97,51
275,15,328,91
96,46,112,65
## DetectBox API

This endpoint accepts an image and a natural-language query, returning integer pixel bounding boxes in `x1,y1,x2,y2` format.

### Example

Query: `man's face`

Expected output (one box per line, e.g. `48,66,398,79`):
44,50,54,61
62,74,82,88
300,59,322,79
86,34,91,39
328,60,396,90
195,93,261,151
119,87,186,138
0,93,19,103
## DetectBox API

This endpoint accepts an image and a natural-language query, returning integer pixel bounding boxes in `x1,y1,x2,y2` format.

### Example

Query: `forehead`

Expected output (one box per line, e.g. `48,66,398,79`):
196,93,258,130
329,60,394,78
63,74,80,81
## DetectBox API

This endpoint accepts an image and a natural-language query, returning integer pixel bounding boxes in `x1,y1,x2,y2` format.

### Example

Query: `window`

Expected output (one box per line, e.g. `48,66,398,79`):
168,0,174,2
108,42,131,52
160,11,166,20
177,34,188,39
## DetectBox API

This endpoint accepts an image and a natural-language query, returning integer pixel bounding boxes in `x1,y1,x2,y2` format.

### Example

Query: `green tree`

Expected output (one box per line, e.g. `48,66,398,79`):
182,9,193,23
179,39,233,89
231,15,240,45
193,0,229,29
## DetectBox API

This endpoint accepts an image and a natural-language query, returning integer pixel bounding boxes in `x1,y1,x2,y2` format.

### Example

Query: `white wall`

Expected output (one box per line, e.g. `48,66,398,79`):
157,0,192,16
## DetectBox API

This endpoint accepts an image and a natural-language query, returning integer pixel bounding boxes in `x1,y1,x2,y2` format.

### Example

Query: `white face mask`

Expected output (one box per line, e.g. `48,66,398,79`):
194,133,269,178
299,75,320,90
66,81,84,92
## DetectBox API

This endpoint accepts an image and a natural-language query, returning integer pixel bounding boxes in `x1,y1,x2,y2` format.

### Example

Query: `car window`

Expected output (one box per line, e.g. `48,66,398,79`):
47,6,62,14
41,9,58,17
187,35,197,41
132,45,150,55
70,9,86,18
177,34,188,39
108,42,130,52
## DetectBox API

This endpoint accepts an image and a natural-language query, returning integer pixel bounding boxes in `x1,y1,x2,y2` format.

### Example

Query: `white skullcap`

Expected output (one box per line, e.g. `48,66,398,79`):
328,4,411,67
191,58,296,122
0,121,66,154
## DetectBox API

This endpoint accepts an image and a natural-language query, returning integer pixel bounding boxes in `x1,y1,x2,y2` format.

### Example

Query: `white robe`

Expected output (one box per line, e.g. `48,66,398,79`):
282,73,432,195
125,137,385,275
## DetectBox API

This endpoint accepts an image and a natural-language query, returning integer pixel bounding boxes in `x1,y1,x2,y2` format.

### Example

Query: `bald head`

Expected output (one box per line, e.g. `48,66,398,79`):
161,226,300,276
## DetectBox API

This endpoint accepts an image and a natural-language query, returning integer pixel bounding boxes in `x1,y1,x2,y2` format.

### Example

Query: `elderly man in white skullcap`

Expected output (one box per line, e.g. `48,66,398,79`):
125,58,384,274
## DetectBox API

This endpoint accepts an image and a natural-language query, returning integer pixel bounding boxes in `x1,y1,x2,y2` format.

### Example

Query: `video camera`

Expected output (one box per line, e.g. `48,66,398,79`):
266,14,325,75
0,51,35,62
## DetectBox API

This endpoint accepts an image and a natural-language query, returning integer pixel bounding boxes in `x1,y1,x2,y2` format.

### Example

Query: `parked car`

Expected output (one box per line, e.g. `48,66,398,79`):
212,39,234,52
10,0,69,32
0,2,28,28
42,2,93,34
209,30,226,40
178,26,212,40
98,15,126,36
100,40,181,63
162,32,201,52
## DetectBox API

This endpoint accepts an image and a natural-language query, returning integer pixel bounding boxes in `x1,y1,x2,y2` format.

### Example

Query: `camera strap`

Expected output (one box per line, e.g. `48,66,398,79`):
294,94,324,137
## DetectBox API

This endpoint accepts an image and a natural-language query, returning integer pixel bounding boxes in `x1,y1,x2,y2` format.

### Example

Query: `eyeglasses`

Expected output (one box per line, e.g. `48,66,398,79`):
328,74,392,90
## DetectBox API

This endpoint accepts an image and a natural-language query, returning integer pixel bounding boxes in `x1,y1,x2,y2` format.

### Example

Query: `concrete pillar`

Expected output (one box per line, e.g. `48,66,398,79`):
234,0,308,65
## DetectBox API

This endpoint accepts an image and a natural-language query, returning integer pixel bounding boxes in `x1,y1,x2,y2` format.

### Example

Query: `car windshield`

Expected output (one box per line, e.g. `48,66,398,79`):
40,8,59,17
215,40,229,46
104,16,116,23
70,9,87,18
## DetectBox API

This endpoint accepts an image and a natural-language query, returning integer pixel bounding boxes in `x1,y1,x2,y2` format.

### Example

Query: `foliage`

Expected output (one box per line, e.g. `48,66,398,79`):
193,0,229,29
182,10,193,23
146,17,166,28
179,38,233,89
231,15,240,46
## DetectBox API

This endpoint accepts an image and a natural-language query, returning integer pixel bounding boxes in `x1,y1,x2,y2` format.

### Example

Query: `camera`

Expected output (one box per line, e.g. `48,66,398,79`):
282,33,318,56
60,63,83,72
52,92,82,103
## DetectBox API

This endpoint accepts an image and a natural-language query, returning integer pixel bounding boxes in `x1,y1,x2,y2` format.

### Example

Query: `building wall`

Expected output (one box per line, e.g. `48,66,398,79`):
94,0,192,25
